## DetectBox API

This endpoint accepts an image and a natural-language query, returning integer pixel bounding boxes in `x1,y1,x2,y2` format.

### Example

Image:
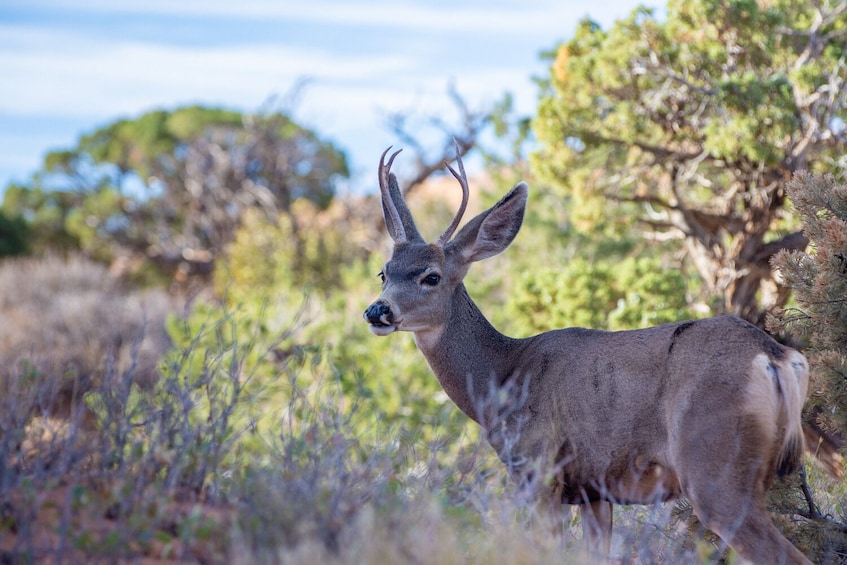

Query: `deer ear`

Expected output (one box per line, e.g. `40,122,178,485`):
446,182,527,263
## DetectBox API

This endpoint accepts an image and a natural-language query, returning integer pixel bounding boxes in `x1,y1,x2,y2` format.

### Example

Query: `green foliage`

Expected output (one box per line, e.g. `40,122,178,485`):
1,183,83,253
508,259,616,331
61,105,348,211
162,301,292,457
64,186,125,261
215,198,374,300
0,209,28,256
507,256,693,334
67,106,242,180
2,105,349,284
533,0,847,321
608,257,694,330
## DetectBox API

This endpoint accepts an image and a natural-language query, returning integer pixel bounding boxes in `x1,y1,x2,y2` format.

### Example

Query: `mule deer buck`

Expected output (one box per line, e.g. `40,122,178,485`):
364,146,812,564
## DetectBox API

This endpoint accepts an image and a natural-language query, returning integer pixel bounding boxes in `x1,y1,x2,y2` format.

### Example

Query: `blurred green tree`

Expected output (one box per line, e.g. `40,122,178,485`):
1,183,83,253
2,106,349,283
0,209,28,257
533,0,847,324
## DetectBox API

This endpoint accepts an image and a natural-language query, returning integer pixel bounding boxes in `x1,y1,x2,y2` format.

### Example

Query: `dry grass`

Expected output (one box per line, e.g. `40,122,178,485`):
0,254,172,423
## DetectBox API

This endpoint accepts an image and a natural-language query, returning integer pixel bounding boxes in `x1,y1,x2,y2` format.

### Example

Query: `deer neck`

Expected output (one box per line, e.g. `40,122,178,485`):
413,283,522,425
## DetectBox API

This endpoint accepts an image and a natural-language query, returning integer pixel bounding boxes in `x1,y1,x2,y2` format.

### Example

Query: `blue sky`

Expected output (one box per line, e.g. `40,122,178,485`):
0,0,650,194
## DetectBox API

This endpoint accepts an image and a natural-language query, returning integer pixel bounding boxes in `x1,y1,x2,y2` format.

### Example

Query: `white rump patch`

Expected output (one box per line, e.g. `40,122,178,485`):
745,353,780,433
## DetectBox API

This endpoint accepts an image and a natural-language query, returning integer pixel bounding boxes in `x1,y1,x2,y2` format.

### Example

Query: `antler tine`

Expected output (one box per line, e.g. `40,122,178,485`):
437,142,470,245
379,146,407,243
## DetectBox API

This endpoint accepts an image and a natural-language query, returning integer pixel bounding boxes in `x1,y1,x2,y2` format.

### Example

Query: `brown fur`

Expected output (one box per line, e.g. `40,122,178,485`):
364,149,813,564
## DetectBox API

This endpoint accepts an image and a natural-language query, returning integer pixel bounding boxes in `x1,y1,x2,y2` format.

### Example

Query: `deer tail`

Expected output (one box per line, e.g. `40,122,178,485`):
775,350,809,477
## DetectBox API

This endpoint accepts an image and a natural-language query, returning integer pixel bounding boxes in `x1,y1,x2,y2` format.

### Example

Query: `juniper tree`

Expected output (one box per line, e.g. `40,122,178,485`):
534,0,847,324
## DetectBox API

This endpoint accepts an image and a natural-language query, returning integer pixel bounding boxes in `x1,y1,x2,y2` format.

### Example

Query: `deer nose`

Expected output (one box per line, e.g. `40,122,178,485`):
364,301,393,326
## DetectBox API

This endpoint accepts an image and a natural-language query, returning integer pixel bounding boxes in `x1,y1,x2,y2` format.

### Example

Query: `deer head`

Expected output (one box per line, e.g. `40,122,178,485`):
364,145,527,338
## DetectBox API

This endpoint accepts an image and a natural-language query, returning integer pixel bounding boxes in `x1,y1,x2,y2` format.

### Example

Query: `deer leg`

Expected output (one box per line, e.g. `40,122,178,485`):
579,500,612,556
719,511,811,565
689,489,811,565
685,465,810,564
678,420,812,564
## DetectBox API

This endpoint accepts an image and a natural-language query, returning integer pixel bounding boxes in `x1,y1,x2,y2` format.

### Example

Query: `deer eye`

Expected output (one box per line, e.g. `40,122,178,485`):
377,271,385,283
422,273,441,286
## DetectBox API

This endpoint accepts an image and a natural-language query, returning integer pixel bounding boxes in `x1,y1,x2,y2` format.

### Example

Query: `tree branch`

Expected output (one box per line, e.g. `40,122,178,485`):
584,133,703,163
799,466,823,520
751,231,810,268
606,191,675,210
384,82,491,196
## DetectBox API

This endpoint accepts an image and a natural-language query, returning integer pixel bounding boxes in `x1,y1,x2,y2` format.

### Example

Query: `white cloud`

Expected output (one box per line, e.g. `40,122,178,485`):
0,0,652,120
6,0,649,34
0,25,411,119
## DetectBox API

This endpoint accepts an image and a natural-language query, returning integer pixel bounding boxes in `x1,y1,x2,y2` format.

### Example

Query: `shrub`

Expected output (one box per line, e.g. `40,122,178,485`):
506,256,693,335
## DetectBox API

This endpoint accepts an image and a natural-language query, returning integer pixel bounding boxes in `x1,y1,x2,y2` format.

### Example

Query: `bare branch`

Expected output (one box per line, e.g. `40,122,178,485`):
384,83,491,195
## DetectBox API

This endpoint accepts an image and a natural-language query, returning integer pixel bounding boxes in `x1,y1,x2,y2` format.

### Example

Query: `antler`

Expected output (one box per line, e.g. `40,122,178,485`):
379,146,407,243
438,141,470,245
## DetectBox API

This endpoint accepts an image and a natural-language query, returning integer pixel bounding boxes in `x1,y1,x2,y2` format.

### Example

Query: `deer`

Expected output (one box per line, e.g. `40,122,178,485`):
364,146,813,564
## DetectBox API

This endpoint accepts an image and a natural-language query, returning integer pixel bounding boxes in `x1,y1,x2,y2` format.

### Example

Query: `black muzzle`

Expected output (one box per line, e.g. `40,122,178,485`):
364,301,393,326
